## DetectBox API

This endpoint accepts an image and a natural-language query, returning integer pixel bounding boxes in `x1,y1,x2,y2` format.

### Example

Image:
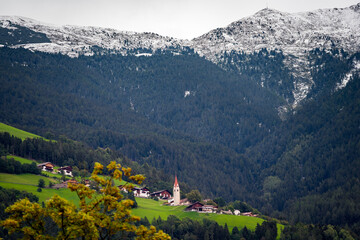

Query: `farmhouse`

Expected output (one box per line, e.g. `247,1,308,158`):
58,166,73,177
202,205,218,213
51,179,78,189
185,202,218,213
241,212,258,217
168,197,192,206
185,202,204,212
150,190,172,199
66,179,78,185
133,187,150,198
179,198,191,206
51,182,67,189
37,162,54,172
221,210,233,215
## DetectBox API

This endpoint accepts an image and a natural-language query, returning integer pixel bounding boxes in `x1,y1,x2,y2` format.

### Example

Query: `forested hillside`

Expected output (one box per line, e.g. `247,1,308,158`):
1,45,360,236
244,52,360,234
0,47,281,203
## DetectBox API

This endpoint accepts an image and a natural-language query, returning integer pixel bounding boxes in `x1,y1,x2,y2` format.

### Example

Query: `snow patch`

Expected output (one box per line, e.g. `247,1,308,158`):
292,82,310,108
135,53,152,57
336,60,360,90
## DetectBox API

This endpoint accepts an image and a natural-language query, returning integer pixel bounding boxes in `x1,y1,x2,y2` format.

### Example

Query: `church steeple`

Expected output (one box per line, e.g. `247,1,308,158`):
173,175,180,206
174,175,179,187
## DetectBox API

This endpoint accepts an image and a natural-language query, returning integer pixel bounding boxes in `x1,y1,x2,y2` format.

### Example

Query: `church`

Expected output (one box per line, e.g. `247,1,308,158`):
167,175,191,206
173,175,180,206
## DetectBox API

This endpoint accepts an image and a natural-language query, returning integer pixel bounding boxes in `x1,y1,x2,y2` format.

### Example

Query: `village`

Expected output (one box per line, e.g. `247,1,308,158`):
37,162,258,217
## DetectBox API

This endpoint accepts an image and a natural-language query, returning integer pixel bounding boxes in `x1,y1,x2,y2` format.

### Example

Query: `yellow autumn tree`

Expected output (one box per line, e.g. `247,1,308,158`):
1,161,171,240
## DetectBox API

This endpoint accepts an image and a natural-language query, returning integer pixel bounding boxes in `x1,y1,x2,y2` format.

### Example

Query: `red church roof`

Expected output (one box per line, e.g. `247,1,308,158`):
174,175,179,187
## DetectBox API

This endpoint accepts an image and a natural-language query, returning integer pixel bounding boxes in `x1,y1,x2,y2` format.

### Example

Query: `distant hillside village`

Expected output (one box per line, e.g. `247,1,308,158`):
122,175,258,217
39,162,257,217
37,162,73,176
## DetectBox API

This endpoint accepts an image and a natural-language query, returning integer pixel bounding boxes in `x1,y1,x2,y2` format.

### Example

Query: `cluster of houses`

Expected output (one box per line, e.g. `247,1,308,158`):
37,163,257,217
123,176,258,217
51,179,91,189
184,201,258,216
37,162,73,177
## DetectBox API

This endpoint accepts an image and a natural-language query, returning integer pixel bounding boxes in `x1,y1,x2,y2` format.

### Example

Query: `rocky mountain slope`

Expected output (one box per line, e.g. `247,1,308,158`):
0,16,190,58
1,3,360,106
192,3,360,106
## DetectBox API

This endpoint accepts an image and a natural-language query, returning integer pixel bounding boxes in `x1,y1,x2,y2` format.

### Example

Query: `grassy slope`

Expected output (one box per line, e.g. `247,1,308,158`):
0,173,57,185
6,155,36,164
0,173,78,204
0,181,79,204
0,175,283,236
133,198,269,232
0,122,47,140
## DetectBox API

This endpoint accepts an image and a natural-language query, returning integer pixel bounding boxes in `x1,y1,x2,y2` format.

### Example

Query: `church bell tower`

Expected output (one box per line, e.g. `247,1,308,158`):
173,175,180,206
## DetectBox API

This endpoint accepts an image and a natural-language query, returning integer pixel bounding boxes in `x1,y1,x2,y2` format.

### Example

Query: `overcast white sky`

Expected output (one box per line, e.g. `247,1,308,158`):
0,0,359,39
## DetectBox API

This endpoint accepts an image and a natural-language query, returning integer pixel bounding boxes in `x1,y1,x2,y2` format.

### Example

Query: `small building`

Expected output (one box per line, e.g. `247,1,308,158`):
58,166,73,177
37,162,54,172
180,198,191,206
83,179,91,187
168,197,191,206
66,179,78,185
241,212,258,217
133,187,150,198
51,182,67,189
185,202,204,212
221,210,233,215
185,202,218,213
234,210,241,216
118,185,128,192
150,190,172,199
202,205,218,213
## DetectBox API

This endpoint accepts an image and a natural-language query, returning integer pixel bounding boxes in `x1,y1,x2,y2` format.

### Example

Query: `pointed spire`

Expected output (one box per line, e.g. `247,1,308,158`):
174,175,179,188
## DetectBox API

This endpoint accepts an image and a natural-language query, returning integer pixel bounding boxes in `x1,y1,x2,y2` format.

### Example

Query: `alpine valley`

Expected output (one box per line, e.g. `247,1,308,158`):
1,2,360,237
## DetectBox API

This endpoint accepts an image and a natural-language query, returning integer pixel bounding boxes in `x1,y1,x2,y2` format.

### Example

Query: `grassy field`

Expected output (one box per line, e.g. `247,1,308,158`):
133,198,269,232
0,122,47,140
0,173,58,186
42,171,68,179
0,175,283,236
6,155,36,164
0,181,79,204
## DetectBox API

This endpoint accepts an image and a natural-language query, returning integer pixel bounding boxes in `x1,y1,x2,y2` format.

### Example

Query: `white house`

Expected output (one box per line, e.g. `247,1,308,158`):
58,166,73,177
133,187,150,198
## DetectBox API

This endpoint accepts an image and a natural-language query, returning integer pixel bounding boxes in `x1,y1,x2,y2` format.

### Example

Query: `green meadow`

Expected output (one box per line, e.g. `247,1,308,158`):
6,155,36,164
0,174,283,237
0,173,57,186
0,181,79,204
133,198,270,232
0,172,78,205
0,122,47,140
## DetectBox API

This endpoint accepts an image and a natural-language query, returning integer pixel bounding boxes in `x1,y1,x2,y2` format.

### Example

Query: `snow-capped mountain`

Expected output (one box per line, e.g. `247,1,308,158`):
193,4,360,59
192,3,360,106
0,16,190,58
1,3,360,107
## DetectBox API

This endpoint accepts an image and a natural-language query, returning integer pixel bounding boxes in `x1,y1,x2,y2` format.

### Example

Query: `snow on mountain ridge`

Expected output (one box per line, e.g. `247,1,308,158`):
0,16,190,57
1,3,360,107
191,3,360,107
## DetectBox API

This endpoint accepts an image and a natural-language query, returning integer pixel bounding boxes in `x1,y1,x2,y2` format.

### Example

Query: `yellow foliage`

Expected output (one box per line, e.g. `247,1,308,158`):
0,161,171,240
